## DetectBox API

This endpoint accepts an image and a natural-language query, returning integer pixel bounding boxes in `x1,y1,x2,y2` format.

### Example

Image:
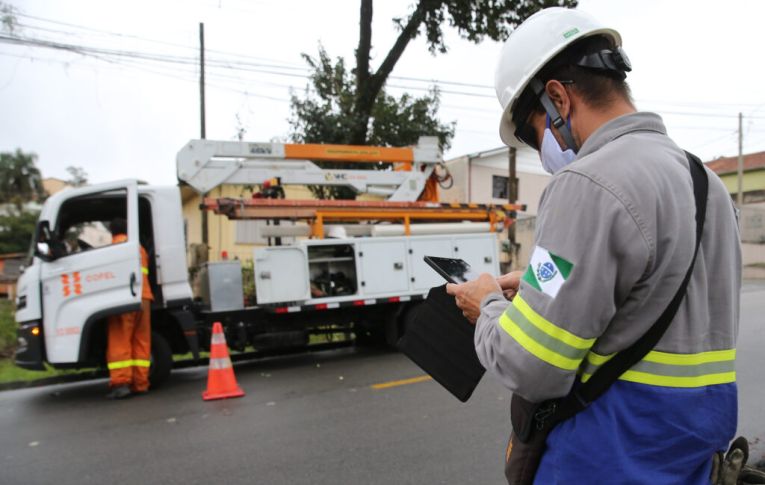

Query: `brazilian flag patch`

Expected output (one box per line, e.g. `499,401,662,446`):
523,246,573,299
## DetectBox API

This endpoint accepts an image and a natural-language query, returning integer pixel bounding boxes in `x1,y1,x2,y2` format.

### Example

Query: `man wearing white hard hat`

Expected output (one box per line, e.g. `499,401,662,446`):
447,7,741,484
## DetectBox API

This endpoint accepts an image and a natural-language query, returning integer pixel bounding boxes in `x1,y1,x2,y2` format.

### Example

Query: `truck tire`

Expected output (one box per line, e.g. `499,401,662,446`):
149,331,172,389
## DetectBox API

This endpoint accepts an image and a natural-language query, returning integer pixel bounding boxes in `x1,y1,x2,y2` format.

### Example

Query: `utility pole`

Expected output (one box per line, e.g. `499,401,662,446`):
199,22,209,250
507,147,519,269
737,112,744,208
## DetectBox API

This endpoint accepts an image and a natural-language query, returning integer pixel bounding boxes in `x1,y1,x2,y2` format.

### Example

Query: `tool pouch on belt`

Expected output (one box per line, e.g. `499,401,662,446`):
504,395,557,485
504,151,709,485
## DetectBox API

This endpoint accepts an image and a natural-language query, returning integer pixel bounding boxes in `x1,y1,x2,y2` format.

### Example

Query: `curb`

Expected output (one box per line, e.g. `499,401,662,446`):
0,370,107,392
0,340,354,392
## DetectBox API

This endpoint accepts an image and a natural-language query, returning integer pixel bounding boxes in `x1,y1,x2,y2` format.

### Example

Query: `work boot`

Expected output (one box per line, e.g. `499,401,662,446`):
106,385,131,400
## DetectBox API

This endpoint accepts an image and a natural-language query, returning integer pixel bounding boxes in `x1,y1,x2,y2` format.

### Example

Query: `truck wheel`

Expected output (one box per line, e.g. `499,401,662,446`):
149,331,172,389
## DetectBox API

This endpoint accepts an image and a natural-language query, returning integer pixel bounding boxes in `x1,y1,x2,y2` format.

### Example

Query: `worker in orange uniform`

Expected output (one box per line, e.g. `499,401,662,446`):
106,217,153,399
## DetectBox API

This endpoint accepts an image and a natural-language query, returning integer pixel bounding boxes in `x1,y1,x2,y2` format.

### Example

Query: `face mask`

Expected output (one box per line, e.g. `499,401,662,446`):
540,115,576,175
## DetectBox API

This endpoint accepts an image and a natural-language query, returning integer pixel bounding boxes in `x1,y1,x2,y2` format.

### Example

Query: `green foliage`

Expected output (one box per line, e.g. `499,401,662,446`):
290,47,455,200
0,149,46,208
412,0,578,54
0,300,15,358
0,208,37,254
240,259,256,305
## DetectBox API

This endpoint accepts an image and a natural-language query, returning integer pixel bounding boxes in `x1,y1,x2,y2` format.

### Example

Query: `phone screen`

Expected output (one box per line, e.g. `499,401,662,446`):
424,256,479,284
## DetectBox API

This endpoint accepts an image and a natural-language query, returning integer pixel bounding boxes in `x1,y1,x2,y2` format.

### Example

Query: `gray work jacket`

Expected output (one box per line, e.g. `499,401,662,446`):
475,112,741,402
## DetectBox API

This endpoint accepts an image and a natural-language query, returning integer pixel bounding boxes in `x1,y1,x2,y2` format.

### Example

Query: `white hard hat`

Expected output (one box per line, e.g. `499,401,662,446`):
495,7,622,147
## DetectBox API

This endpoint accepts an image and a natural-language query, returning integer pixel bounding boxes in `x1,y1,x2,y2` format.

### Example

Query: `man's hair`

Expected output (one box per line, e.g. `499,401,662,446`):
514,35,633,124
109,217,127,235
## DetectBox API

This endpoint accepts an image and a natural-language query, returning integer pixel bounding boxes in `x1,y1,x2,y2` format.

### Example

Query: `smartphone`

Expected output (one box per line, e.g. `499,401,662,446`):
423,256,479,284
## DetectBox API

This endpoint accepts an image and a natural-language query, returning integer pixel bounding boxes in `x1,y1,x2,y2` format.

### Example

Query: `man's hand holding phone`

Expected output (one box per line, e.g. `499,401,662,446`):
497,270,523,300
446,274,502,324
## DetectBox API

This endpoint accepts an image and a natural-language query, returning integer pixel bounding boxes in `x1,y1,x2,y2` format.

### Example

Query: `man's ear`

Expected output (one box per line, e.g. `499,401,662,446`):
545,80,571,119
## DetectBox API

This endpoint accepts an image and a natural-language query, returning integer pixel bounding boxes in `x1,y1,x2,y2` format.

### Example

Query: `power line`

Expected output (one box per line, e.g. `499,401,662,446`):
6,24,765,131
11,12,765,113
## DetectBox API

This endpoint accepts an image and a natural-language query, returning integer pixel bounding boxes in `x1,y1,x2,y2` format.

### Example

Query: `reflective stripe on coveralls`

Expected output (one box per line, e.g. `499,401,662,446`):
107,359,151,370
499,294,594,371
498,295,737,388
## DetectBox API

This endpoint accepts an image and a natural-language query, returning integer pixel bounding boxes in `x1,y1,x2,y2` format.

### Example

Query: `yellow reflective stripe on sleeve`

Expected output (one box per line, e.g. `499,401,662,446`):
579,349,736,387
642,348,736,366
141,267,149,275
498,296,596,371
618,370,736,388
107,360,134,370
513,296,596,350
108,359,151,370
499,314,581,370
586,351,616,366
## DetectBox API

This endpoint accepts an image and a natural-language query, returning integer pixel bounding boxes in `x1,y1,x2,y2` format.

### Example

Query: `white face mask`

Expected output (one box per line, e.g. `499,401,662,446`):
540,127,576,175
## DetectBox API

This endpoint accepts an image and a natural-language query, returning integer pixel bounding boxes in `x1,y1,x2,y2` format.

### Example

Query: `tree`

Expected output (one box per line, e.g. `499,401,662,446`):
290,48,455,199
0,149,46,209
290,0,576,199
65,166,88,187
0,208,37,254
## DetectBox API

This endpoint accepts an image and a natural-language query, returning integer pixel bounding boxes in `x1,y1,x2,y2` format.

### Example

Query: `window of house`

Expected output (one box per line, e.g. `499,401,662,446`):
492,175,509,200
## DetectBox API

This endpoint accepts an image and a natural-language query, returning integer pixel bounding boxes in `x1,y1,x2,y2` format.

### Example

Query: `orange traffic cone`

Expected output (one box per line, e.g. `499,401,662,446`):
202,322,245,401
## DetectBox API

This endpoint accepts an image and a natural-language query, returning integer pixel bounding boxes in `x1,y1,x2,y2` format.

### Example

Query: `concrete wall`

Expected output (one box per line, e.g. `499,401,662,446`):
466,164,549,215
442,148,551,216
718,169,765,197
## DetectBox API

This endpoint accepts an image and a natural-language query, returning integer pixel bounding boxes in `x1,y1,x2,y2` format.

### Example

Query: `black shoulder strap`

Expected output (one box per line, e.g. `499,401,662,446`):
552,151,709,421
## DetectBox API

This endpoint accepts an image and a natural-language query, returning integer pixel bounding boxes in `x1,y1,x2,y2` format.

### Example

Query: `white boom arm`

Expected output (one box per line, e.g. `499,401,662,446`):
176,136,441,202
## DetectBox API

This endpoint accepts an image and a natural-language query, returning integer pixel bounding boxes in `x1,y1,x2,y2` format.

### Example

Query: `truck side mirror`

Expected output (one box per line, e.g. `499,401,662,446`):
34,221,55,262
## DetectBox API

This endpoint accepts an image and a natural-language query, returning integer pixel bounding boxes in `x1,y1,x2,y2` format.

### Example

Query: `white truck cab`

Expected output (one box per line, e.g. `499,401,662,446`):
15,180,193,383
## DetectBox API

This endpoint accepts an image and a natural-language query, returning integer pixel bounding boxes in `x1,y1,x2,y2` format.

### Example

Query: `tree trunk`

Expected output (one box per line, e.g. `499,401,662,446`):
349,0,427,145
351,0,374,145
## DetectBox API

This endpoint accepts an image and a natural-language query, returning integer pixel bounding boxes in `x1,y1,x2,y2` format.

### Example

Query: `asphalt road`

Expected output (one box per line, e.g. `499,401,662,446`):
1,282,764,485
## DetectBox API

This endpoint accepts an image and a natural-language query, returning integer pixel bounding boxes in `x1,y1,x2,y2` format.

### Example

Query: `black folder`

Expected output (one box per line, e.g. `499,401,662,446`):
397,284,485,402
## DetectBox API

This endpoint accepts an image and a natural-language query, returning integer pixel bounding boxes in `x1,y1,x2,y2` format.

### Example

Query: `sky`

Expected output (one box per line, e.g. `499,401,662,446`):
1,0,765,187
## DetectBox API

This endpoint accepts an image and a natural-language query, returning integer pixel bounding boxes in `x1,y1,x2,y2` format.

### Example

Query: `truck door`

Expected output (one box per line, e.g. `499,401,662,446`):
39,181,142,365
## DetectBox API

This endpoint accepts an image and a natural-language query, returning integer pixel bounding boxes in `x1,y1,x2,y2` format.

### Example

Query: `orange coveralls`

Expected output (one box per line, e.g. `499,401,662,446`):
107,234,154,392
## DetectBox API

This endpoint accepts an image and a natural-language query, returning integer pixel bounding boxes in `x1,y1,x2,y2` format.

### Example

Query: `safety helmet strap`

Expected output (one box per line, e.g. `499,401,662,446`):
529,78,578,151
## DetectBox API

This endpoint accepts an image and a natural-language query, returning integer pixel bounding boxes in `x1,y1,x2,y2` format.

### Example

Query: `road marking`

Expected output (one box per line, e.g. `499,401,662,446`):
371,375,432,390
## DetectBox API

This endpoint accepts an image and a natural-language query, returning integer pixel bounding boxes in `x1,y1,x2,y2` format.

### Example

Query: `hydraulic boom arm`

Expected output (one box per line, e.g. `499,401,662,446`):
177,136,441,201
